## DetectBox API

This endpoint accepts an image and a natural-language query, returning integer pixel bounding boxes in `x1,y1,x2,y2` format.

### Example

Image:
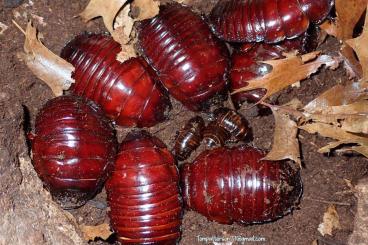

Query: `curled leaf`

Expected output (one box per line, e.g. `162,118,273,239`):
299,122,368,156
18,21,74,96
79,0,128,33
263,107,301,167
303,82,368,113
346,6,368,81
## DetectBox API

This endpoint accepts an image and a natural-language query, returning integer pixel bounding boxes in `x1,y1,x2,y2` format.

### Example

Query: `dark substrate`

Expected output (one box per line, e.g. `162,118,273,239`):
0,0,367,244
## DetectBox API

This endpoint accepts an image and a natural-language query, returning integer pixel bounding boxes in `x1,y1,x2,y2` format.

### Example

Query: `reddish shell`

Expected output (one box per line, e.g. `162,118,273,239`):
30,95,117,209
174,116,205,161
209,0,333,43
138,3,229,111
106,131,182,244
230,34,316,106
60,33,170,128
181,146,302,225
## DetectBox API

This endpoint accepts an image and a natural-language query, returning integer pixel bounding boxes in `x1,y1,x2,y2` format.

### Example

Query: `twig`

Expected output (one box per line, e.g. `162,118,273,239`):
12,20,26,35
303,196,351,206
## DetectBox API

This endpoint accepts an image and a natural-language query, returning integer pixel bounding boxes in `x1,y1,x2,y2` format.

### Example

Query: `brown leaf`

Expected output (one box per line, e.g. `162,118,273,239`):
18,21,74,96
321,1,367,79
299,122,368,156
80,223,112,241
263,107,301,167
335,0,367,41
232,52,341,102
112,4,134,44
304,82,368,113
346,7,368,81
318,205,341,236
80,0,128,33
131,0,160,21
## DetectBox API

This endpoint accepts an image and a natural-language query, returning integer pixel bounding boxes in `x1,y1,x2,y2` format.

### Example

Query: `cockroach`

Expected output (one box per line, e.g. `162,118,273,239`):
28,95,117,209
106,131,182,244
181,146,302,225
212,108,249,141
60,33,170,128
230,29,319,106
209,0,334,43
203,121,231,148
137,3,229,111
174,116,205,161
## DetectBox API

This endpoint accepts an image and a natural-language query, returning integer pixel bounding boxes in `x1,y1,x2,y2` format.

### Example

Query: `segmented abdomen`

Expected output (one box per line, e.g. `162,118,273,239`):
138,3,229,111
181,146,302,224
30,95,117,209
61,33,170,128
209,0,333,43
106,131,182,244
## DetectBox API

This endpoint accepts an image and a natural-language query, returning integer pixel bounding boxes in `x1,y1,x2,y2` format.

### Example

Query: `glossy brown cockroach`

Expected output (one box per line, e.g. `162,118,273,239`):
209,0,334,43
60,33,170,128
204,108,249,147
28,95,118,209
181,146,302,225
106,131,182,244
212,108,249,141
173,116,205,161
203,121,231,148
137,3,229,111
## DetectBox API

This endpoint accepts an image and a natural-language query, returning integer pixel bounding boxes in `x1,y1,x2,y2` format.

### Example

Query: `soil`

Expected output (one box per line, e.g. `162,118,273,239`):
0,0,367,245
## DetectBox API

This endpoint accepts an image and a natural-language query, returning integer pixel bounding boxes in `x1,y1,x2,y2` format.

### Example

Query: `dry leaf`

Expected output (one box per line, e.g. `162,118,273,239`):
263,107,301,167
320,1,367,79
348,178,368,245
232,52,341,102
18,21,74,96
113,4,134,44
304,82,368,113
131,0,160,21
79,0,128,33
346,7,368,81
318,205,341,236
80,223,112,241
300,123,368,157
0,21,8,35
321,0,367,41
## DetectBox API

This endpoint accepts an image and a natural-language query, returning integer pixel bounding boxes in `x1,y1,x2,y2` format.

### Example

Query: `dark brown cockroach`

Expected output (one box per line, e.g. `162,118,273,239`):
106,131,182,244
203,121,231,148
60,33,170,128
28,95,118,209
137,3,229,111
230,29,319,106
209,0,334,43
173,116,205,161
181,146,302,225
212,108,249,141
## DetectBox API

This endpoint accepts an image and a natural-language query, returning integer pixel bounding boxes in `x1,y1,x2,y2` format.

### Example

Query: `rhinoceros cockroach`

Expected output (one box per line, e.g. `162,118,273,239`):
181,146,302,224
138,3,229,111
61,33,170,128
209,0,333,43
106,131,182,244
29,95,117,209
